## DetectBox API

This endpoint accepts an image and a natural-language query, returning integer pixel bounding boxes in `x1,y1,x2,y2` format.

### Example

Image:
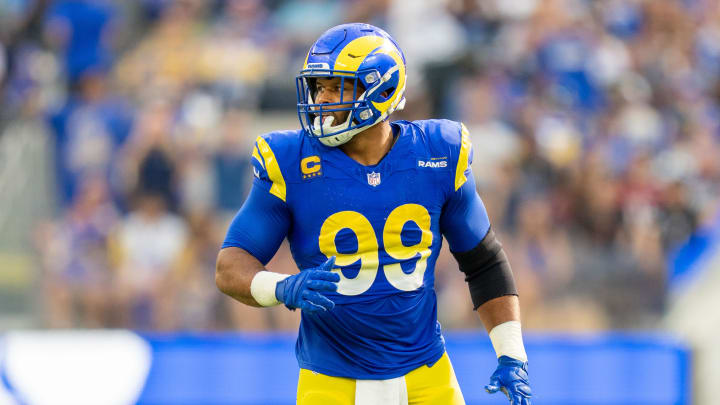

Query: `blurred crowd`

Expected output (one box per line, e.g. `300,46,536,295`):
0,0,718,331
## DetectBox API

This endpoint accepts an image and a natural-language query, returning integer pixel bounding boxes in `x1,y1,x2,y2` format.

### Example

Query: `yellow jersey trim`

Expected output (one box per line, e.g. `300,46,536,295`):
252,145,264,169
255,136,287,202
455,123,471,191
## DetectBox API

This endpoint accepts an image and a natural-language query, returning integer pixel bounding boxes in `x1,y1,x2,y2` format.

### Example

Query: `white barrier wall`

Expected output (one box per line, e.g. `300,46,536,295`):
0,331,151,405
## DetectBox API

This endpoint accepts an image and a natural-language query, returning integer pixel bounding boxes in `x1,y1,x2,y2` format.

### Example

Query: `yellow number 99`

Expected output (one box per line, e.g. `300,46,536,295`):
382,204,433,291
318,211,379,295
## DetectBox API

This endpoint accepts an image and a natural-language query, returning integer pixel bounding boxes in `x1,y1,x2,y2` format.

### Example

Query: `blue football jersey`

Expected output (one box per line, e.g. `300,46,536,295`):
223,119,491,379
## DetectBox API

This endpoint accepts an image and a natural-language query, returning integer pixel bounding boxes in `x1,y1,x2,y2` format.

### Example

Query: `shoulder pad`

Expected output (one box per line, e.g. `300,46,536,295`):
251,130,304,202
409,119,473,191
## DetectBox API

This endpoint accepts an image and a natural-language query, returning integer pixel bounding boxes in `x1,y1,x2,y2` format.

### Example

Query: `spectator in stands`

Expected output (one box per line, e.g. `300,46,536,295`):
111,189,188,330
38,175,118,327
213,109,252,217
174,211,222,330
47,67,134,206
44,0,118,86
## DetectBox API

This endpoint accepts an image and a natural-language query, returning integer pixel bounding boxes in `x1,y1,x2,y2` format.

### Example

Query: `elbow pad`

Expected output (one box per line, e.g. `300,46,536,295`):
451,228,518,310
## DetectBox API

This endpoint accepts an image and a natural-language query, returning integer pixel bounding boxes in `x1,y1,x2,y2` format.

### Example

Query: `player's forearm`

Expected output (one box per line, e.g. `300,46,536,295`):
215,247,266,307
477,295,528,363
476,295,520,332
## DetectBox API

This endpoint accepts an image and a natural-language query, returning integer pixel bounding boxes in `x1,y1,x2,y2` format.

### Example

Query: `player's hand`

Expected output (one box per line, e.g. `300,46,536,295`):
485,356,532,405
275,256,340,313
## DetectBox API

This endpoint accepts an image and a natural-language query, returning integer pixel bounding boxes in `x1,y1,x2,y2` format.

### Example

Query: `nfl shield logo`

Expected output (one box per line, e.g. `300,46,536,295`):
367,171,381,186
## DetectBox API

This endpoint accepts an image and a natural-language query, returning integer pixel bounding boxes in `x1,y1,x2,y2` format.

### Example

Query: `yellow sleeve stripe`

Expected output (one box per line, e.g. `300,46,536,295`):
252,145,265,169
454,123,472,191
255,136,287,202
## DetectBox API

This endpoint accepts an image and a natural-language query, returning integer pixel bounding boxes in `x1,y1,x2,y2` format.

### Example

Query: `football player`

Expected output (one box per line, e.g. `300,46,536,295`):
216,23,532,405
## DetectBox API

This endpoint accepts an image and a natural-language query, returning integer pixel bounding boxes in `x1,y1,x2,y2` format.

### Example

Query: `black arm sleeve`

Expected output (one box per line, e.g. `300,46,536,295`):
451,227,518,310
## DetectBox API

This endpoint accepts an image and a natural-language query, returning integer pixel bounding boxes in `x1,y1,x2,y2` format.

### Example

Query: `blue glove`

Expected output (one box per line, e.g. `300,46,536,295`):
275,256,340,313
485,356,532,405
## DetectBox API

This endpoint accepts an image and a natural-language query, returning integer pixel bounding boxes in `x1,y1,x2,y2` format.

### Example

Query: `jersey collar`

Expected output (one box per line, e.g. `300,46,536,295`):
314,121,414,185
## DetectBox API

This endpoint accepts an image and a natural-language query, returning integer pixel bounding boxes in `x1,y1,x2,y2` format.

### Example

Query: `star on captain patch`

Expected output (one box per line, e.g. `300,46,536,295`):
367,171,381,187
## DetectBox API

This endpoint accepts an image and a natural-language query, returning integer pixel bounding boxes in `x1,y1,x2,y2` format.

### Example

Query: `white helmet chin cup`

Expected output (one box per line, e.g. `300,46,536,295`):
318,131,356,147
313,114,354,147
311,108,357,147
311,115,351,146
313,115,336,132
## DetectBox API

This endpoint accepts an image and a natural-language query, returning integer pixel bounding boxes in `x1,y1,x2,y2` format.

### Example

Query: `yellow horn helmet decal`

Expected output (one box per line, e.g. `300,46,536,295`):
333,36,406,115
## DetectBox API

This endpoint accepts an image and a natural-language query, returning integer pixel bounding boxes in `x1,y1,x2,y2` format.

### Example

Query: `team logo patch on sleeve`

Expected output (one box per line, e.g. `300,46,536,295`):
301,156,323,179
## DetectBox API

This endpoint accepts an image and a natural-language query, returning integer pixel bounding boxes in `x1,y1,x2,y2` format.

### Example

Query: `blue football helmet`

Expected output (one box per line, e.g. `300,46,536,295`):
296,23,407,147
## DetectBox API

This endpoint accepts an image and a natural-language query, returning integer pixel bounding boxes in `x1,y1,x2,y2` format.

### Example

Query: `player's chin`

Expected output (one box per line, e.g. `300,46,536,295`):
334,112,350,124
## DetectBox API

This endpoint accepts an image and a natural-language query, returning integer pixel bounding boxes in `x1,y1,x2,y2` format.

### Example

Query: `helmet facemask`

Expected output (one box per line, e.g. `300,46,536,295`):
297,71,371,146
296,67,405,147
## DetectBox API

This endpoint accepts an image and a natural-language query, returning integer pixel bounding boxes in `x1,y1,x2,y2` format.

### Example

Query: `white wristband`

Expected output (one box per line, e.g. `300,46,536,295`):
250,271,290,307
488,320,528,362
